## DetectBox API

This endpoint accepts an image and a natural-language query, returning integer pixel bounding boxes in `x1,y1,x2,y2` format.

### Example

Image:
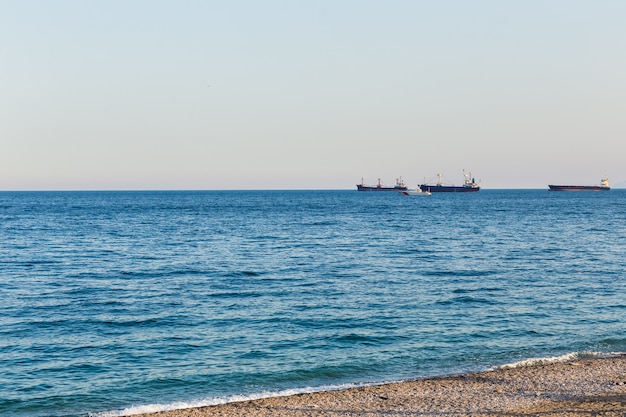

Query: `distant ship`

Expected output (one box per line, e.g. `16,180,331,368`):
548,178,610,192
419,172,480,193
357,177,408,192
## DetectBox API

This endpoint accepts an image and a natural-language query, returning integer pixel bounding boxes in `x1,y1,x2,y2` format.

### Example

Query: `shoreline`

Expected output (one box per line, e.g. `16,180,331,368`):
131,354,626,417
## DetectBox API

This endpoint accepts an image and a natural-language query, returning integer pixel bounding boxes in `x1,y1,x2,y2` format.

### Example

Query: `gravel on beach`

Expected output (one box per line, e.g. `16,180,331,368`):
136,355,626,417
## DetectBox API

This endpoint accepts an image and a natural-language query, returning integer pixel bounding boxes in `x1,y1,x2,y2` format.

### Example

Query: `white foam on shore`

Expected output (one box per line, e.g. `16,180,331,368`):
94,351,626,417
91,382,373,417
493,351,624,370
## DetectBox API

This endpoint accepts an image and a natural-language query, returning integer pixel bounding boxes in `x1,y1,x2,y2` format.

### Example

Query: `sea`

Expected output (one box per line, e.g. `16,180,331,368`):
1,189,625,417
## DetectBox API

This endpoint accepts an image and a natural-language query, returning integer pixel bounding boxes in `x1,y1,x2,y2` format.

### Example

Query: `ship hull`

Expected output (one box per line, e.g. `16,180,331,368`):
548,185,610,192
357,184,407,192
419,185,479,193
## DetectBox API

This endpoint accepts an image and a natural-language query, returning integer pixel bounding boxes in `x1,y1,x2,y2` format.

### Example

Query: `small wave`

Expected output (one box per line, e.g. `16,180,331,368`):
220,270,264,278
305,220,339,226
451,287,504,294
435,295,495,306
423,269,497,278
118,268,212,279
598,337,626,349
91,382,375,417
494,351,625,370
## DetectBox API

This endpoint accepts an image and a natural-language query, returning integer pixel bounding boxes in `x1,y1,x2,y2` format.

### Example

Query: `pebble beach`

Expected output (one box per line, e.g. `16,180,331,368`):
135,355,626,417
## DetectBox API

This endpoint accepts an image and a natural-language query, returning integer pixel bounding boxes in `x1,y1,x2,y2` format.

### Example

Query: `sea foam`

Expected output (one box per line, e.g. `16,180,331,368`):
92,383,372,417
494,351,624,370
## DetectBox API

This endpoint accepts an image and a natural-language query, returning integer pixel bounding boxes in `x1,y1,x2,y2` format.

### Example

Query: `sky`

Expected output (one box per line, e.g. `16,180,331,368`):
2,0,625,190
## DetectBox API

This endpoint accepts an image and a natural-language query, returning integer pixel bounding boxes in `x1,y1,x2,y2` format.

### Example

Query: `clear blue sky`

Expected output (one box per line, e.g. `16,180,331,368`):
2,1,625,190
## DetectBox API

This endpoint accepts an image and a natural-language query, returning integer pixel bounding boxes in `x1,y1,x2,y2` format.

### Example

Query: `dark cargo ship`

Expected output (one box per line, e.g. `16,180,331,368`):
357,178,408,192
419,172,480,193
548,178,610,192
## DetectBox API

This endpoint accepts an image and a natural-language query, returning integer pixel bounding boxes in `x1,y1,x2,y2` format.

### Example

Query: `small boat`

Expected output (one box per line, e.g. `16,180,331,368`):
357,177,408,192
401,187,431,196
548,178,610,192
419,171,480,193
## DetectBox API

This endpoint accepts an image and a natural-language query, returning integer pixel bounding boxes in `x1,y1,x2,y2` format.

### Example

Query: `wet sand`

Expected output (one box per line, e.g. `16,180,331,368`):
138,355,626,417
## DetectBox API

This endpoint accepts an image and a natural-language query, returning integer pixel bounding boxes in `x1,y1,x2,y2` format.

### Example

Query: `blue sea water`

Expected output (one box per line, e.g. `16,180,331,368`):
1,189,625,417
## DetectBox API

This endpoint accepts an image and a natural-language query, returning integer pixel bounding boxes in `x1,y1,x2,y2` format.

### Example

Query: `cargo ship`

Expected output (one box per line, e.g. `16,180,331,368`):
419,172,480,193
548,178,610,192
357,177,408,192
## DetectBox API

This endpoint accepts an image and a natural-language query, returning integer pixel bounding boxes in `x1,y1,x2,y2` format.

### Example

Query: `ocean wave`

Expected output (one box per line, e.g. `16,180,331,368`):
91,383,374,417
93,351,626,416
493,351,625,370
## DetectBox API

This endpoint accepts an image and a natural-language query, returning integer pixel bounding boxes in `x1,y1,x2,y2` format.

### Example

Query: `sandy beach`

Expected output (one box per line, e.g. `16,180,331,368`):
136,354,626,417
